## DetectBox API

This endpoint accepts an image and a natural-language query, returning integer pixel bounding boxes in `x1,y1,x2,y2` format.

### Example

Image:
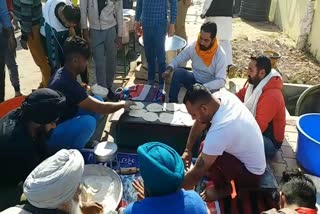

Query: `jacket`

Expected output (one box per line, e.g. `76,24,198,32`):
80,0,123,37
236,76,286,147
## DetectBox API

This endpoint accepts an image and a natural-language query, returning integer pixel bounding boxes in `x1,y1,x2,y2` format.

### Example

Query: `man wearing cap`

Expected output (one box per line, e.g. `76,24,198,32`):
123,142,208,214
181,84,266,201
2,149,104,214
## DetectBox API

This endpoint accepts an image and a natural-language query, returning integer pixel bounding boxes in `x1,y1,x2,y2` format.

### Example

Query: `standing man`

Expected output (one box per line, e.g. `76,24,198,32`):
162,22,226,103
13,0,52,88
41,0,81,72
175,0,191,41
80,0,123,100
134,0,177,89
182,84,266,201
0,0,16,103
201,0,233,67
236,55,286,158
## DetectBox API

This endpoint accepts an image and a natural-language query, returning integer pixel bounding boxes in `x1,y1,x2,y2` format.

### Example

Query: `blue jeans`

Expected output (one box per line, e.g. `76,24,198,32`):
169,68,196,102
142,22,167,85
47,96,103,150
264,135,278,159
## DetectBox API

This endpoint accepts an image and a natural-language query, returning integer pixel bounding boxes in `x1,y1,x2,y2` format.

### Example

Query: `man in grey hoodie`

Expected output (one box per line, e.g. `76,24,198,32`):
80,0,123,100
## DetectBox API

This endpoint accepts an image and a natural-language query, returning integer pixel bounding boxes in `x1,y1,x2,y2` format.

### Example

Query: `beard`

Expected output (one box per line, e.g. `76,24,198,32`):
69,199,83,214
199,41,214,51
33,126,52,160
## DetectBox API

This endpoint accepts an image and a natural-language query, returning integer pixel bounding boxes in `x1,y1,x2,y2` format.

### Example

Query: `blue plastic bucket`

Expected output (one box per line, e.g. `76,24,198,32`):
296,113,320,176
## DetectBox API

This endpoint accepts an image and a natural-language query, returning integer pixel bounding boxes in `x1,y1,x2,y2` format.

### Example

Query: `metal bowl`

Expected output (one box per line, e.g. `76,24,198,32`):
82,164,123,213
139,35,187,52
94,141,118,163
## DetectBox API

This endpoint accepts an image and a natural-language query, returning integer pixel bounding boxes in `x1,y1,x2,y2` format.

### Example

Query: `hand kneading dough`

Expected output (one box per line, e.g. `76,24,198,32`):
159,113,174,123
129,109,147,117
130,102,145,110
81,176,116,211
146,103,163,112
141,112,159,122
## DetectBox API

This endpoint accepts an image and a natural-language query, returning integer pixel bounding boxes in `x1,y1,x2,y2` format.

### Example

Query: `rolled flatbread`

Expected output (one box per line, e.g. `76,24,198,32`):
159,113,174,124
129,109,147,118
130,102,145,110
179,104,188,113
146,103,163,112
165,103,181,112
141,112,159,122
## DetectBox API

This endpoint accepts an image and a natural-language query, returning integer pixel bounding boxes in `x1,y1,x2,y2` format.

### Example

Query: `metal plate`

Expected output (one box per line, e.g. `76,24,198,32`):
139,35,187,51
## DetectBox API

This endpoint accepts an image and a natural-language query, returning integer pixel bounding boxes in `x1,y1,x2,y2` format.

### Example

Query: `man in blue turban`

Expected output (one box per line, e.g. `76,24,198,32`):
123,142,208,214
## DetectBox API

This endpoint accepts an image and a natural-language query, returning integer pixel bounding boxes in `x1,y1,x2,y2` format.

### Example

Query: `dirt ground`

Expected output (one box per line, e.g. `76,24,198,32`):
4,1,320,101
230,18,320,85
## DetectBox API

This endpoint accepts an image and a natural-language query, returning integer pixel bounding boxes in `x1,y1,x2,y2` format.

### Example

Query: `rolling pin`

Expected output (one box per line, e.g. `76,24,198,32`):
116,167,139,175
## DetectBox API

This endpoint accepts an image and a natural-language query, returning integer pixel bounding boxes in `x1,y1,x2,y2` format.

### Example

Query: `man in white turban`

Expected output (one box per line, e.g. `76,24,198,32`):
1,149,103,214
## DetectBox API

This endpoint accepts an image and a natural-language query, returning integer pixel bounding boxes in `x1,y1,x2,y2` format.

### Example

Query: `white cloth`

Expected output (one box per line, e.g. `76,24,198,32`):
201,0,214,16
41,0,72,34
244,69,282,116
23,149,84,209
1,207,32,214
204,17,233,41
202,90,266,175
204,17,233,65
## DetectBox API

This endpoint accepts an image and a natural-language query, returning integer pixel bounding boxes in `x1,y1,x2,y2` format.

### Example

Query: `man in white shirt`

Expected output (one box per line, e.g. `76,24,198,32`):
182,84,266,201
162,22,226,103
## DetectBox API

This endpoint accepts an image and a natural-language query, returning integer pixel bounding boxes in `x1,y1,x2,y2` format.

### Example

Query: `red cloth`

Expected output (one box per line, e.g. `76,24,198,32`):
199,142,262,190
295,207,318,214
236,76,286,144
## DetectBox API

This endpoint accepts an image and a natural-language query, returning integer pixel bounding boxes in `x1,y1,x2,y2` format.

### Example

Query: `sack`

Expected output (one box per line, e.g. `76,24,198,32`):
115,84,165,103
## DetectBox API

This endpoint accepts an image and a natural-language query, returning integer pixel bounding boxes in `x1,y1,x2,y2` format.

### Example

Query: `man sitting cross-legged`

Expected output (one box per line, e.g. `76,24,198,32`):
162,22,227,103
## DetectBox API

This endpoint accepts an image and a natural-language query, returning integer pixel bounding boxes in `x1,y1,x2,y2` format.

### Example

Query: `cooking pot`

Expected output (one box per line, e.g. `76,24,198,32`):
94,141,118,163
123,9,135,32
122,17,130,44
139,35,187,65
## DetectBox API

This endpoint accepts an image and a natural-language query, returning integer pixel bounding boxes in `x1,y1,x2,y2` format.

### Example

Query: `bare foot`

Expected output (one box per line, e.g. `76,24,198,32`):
200,185,232,202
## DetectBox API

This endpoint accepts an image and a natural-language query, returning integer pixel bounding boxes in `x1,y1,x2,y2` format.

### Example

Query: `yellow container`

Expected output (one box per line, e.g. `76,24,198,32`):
264,50,281,69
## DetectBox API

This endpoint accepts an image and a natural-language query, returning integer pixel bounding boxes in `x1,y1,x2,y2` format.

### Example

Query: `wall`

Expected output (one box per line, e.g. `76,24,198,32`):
308,0,320,62
269,0,309,42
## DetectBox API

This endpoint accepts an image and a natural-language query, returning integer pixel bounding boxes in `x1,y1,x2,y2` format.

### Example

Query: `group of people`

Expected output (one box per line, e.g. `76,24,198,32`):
0,0,124,103
0,36,133,210
0,0,317,213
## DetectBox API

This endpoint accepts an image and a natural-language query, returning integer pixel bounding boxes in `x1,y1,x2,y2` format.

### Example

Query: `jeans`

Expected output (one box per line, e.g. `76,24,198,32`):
0,31,8,103
47,96,104,150
142,22,167,85
169,68,196,102
264,135,278,159
5,48,20,92
90,27,117,88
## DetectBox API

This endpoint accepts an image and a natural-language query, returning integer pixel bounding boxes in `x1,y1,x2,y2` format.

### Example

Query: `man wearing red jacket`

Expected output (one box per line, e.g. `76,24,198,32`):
236,55,286,158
